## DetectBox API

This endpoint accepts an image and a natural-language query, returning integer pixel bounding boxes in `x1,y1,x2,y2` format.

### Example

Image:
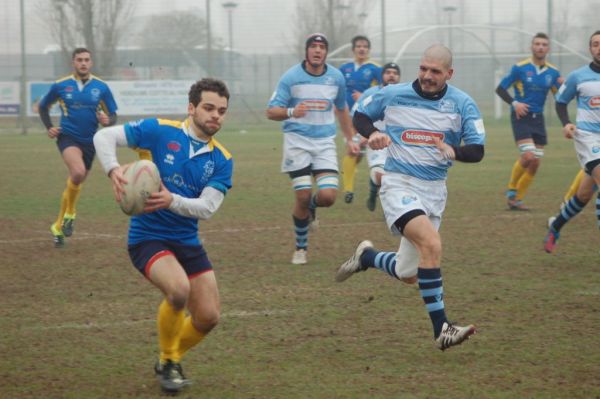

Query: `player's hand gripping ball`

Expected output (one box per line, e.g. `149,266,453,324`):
120,160,161,216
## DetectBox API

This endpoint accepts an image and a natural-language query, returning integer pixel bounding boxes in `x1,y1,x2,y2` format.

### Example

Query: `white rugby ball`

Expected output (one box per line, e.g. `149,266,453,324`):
119,160,161,216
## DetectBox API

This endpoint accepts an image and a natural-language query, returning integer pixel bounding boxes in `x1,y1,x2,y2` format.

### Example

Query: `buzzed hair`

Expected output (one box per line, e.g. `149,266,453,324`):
590,30,600,47
422,44,453,69
532,32,549,42
72,48,91,59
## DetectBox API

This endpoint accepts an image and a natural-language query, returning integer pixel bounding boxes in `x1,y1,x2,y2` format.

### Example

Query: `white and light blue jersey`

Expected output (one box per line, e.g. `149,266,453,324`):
124,118,233,246
555,64,600,134
357,82,485,181
268,63,347,139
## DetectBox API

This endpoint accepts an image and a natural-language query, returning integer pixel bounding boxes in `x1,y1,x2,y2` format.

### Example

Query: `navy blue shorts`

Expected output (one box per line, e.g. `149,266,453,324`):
511,111,547,146
128,240,213,279
56,134,96,170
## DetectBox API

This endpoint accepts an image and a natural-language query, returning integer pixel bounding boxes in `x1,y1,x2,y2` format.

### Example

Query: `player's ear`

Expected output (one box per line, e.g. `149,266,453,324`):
187,103,195,115
447,68,454,80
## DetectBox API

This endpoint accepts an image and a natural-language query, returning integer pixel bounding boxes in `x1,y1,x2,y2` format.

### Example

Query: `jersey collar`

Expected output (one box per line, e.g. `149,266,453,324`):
182,119,213,157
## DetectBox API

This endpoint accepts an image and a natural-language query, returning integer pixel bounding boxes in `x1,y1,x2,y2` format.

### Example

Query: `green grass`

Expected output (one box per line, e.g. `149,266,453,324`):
1,121,599,398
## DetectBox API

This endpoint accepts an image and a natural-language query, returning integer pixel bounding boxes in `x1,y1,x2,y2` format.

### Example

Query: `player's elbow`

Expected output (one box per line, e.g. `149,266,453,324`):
265,108,280,121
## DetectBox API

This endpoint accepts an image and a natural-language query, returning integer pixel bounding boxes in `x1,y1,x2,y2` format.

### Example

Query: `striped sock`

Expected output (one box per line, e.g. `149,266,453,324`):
596,193,600,229
360,249,399,279
551,195,586,232
293,215,309,250
418,267,448,338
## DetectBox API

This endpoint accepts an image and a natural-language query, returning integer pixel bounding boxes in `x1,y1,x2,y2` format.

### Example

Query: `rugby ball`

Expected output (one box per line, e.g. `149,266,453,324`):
119,160,161,216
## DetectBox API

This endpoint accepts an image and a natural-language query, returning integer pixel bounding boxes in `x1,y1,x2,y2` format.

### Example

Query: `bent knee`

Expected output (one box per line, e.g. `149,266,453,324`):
193,311,220,333
166,284,190,310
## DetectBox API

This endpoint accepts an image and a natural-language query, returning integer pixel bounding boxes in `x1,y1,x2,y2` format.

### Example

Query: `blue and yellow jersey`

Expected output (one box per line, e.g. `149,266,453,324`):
38,74,117,144
124,118,234,245
338,61,382,109
499,58,561,113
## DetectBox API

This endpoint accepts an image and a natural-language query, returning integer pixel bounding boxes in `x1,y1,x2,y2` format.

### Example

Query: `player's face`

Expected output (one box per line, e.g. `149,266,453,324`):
590,34,600,65
72,52,92,78
306,42,327,68
188,91,228,139
531,38,550,61
353,40,370,62
418,57,453,94
382,69,400,86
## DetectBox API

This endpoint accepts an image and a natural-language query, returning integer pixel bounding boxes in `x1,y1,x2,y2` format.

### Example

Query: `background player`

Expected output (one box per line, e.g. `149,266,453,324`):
94,79,233,393
339,35,382,204
496,33,561,210
355,62,402,212
266,33,359,265
337,44,485,351
39,48,117,247
545,30,600,253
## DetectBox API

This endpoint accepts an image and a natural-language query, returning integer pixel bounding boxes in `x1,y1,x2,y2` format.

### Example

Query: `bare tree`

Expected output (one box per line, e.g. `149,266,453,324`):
137,10,221,51
292,0,374,58
39,0,135,77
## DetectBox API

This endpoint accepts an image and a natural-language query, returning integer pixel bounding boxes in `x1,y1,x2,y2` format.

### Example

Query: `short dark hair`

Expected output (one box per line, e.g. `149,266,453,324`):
589,30,600,47
188,78,230,106
352,35,371,49
72,47,91,59
532,32,549,42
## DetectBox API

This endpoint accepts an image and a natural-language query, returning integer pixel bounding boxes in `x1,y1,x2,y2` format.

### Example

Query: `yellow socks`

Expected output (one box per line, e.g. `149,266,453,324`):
65,178,82,216
177,316,206,360
157,299,185,363
508,160,526,191
342,155,358,193
52,189,69,231
565,170,584,201
516,171,535,201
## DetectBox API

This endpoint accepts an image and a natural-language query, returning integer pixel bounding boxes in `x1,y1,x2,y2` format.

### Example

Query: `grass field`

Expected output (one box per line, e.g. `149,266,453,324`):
1,121,599,399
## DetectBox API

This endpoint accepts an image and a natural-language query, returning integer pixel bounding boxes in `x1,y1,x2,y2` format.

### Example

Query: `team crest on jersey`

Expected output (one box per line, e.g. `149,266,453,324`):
589,96,600,108
545,74,553,87
592,146,600,154
362,70,372,79
324,76,336,85
66,86,74,92
303,99,331,112
167,141,181,152
401,130,444,146
201,161,215,183
91,88,101,100
402,195,417,205
439,99,455,113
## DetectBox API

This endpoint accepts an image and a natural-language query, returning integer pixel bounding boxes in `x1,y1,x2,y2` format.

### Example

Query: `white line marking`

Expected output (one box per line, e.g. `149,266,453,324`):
25,309,289,331
0,221,383,244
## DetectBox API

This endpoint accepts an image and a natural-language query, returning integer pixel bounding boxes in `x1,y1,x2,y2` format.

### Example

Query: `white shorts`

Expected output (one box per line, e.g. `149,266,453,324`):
574,129,600,169
281,132,338,173
366,147,387,169
379,173,447,235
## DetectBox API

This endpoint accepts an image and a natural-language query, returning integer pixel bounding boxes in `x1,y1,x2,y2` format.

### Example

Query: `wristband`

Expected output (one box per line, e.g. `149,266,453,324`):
287,108,295,118
511,100,518,107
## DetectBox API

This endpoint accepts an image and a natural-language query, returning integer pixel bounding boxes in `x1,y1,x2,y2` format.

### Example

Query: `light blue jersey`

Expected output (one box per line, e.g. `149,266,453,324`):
555,64,600,134
268,62,347,139
357,81,486,181
124,118,233,245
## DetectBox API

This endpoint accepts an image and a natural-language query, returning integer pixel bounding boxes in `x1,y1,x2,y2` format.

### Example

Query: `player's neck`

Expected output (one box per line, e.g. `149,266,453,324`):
531,56,546,67
303,61,326,76
354,57,368,66
188,118,210,142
